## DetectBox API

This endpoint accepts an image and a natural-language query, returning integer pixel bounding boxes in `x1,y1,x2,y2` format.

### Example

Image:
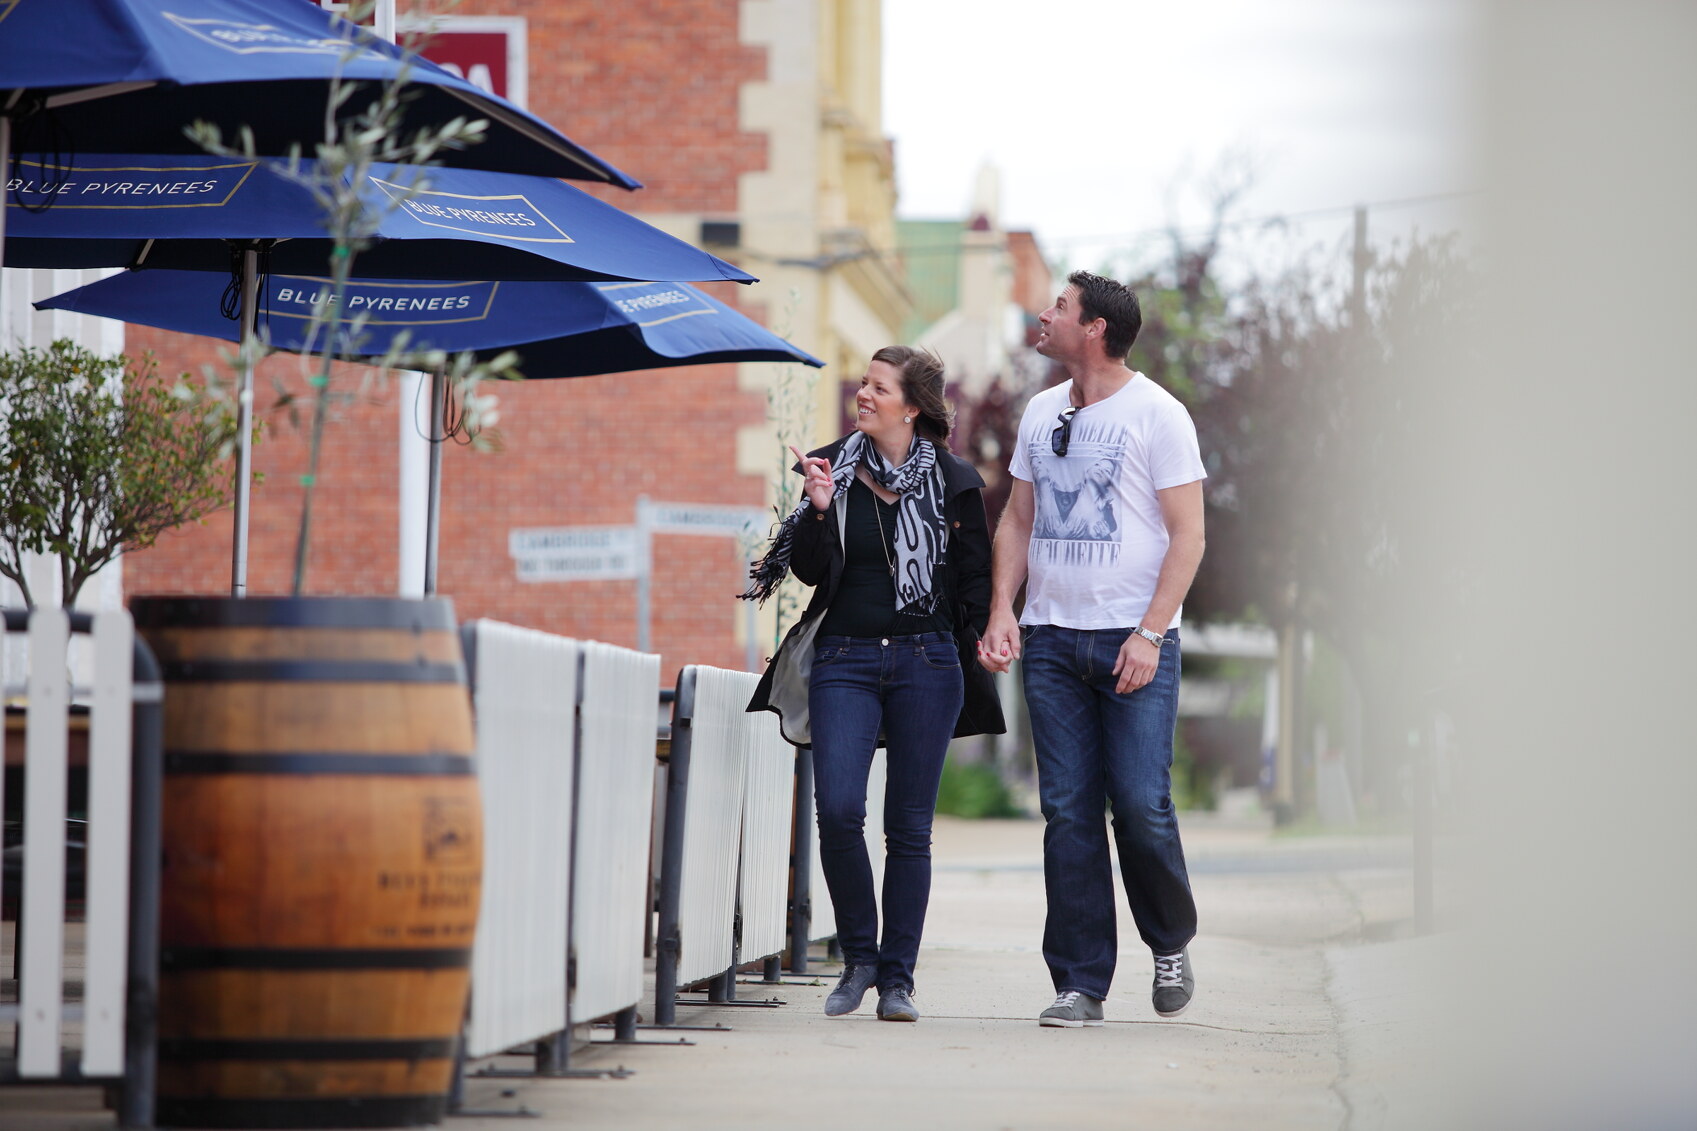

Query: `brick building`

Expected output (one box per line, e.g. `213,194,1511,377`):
24,0,913,684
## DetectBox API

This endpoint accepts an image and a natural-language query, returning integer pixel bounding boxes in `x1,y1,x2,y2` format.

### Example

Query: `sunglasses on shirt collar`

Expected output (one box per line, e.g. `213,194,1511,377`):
1051,406,1079,457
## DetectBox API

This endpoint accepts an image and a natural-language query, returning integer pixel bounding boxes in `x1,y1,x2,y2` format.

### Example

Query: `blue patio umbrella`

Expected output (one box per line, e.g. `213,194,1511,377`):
2,153,751,283
38,270,822,374
0,0,638,186
38,271,824,590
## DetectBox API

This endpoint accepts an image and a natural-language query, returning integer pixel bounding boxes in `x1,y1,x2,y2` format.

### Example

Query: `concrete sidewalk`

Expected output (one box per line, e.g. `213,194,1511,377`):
1,813,1435,1131
460,813,1427,1131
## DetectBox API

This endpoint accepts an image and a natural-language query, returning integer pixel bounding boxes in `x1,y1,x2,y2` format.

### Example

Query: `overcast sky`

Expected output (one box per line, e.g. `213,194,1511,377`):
884,0,1476,276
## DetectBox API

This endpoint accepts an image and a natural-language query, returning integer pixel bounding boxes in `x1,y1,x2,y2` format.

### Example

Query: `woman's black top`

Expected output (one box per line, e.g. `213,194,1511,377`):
816,479,953,638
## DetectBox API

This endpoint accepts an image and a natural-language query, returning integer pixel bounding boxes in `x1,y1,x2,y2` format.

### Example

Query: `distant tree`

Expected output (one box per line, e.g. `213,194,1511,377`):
1191,239,1473,631
1099,166,1476,811
0,340,239,607
952,375,1023,535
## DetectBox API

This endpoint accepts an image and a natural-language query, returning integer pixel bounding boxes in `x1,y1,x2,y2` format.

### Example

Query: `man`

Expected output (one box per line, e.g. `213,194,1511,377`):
979,270,1206,1028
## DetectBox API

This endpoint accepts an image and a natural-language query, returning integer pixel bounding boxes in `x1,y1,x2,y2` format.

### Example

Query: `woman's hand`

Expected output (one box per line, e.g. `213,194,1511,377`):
790,444,834,512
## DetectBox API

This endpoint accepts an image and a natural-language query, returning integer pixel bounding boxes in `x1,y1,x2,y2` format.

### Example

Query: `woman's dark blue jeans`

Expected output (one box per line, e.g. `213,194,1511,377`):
809,632,963,992
1021,624,1196,1000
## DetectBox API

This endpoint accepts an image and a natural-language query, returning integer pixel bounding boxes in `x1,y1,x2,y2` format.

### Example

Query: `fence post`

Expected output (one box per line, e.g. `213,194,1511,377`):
118,632,162,1129
653,668,697,1025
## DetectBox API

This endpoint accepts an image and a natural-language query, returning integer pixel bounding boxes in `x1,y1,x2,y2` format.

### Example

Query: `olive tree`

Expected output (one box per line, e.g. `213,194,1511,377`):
0,339,238,607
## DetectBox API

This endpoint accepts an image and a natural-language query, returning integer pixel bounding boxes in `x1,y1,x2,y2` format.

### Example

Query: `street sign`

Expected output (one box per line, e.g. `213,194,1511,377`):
631,499,770,657
508,526,638,582
637,501,769,540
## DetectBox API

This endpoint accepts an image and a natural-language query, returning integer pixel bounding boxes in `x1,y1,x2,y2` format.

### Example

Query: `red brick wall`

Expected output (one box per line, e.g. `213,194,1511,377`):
123,329,406,598
122,3,772,685
441,0,768,211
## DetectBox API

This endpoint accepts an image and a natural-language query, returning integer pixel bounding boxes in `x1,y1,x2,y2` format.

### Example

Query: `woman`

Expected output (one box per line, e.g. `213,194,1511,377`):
744,345,1003,1023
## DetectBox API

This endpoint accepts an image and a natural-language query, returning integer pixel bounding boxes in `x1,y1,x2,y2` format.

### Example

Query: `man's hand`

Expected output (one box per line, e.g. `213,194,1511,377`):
978,607,1021,673
1112,632,1160,694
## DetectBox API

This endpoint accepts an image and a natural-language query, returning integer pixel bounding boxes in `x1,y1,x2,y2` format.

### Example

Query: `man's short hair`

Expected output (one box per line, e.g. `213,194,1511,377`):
1067,269,1142,359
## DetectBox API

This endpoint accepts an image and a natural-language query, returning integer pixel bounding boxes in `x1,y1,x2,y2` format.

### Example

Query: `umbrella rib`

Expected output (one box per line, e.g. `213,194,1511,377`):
43,81,158,110
440,87,620,187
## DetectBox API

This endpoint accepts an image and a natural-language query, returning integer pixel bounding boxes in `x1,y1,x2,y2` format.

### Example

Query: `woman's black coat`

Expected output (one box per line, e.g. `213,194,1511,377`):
745,435,1006,745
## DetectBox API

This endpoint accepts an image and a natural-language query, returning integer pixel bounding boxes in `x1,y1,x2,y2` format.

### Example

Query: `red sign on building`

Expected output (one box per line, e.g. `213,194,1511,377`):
409,17,528,108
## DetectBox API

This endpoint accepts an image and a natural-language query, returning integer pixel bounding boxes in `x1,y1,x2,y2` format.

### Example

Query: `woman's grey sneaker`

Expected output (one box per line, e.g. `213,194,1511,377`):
824,964,879,1016
876,985,920,1022
1152,949,1195,1017
1038,990,1105,1027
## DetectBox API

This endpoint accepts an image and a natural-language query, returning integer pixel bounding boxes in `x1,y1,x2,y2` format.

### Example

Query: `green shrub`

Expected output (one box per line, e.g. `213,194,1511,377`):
1171,724,1215,812
934,757,1023,819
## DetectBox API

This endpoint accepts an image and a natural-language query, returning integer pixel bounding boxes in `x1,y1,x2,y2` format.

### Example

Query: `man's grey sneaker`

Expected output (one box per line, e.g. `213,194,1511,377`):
1153,949,1195,1018
1038,990,1105,1028
876,985,920,1022
824,963,878,1016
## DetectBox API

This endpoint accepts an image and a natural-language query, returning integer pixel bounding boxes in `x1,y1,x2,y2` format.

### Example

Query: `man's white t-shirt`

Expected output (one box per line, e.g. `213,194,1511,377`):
1008,374,1206,630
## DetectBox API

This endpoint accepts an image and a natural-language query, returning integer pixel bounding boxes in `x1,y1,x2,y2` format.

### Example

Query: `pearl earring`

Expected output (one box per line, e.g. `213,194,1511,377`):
903,415,912,424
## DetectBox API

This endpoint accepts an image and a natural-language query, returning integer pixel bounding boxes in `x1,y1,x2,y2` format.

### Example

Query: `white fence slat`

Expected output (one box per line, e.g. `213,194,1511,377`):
739,709,794,963
19,608,69,1077
571,642,660,1023
80,610,133,1075
465,622,578,1059
673,667,752,985
809,747,886,944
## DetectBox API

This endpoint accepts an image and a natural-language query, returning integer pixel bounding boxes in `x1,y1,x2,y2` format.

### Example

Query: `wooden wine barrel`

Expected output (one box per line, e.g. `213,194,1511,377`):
132,596,481,1130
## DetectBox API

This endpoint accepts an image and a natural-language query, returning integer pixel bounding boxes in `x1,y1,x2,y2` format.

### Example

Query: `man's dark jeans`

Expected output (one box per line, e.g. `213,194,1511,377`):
1022,624,1196,999
809,632,963,992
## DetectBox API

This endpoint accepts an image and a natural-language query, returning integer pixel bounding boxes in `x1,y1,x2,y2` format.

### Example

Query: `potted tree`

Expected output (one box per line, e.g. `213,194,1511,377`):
122,19,510,1128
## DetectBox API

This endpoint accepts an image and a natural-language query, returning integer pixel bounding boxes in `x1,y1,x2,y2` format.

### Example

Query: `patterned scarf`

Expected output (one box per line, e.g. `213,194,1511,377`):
742,432,948,614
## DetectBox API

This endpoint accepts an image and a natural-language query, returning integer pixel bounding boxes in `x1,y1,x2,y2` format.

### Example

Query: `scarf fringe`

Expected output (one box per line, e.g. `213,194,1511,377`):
739,514,793,605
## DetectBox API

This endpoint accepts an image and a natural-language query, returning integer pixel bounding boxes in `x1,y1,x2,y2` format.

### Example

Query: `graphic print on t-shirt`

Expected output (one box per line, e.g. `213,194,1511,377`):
1030,417,1130,567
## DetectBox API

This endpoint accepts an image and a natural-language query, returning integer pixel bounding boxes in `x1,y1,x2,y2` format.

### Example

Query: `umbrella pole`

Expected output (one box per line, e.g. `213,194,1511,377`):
424,366,445,595
1,102,13,332
229,247,258,598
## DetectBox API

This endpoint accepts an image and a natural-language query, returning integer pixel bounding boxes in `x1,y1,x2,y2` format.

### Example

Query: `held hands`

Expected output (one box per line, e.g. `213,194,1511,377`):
977,607,1021,673
1113,633,1160,694
790,445,834,512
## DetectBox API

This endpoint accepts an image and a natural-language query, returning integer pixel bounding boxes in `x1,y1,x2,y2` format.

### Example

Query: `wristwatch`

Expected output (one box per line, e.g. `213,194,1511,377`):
1132,627,1165,648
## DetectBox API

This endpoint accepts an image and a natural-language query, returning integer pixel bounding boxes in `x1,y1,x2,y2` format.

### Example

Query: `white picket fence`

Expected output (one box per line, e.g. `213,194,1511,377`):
1,610,130,1075
0,608,160,1131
